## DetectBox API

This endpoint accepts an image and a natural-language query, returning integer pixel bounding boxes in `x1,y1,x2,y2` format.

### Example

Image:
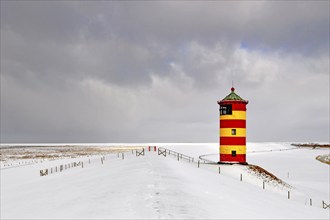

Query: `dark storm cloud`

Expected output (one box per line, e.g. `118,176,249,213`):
1,1,329,143
94,1,329,54
2,1,328,86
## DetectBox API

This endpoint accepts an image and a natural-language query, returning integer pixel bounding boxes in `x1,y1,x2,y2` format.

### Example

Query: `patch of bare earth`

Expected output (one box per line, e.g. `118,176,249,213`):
248,164,292,189
316,154,330,165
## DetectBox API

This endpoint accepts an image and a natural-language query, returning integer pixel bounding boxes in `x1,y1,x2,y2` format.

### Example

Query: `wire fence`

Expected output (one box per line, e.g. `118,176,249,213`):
37,145,329,210
157,147,194,162
157,147,329,210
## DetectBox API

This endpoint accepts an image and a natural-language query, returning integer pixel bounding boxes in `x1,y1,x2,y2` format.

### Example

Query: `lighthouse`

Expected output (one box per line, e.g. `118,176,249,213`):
217,87,248,164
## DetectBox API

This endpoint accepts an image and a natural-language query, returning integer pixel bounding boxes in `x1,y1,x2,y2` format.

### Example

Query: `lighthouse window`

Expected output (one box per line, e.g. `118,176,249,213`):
232,151,236,157
220,104,232,115
231,129,236,135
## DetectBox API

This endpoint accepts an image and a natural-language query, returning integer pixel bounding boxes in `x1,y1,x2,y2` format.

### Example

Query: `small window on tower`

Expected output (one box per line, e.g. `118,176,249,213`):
232,129,236,135
232,151,236,157
220,104,232,115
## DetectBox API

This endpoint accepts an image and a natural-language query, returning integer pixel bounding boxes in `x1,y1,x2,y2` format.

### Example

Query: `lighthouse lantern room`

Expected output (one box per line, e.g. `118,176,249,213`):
217,87,248,164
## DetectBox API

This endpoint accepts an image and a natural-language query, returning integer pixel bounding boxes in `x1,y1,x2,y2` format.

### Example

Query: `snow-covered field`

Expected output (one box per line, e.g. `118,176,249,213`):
0,143,329,219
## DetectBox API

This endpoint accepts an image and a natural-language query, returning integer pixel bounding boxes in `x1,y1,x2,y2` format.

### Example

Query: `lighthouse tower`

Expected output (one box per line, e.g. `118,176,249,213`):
217,87,248,164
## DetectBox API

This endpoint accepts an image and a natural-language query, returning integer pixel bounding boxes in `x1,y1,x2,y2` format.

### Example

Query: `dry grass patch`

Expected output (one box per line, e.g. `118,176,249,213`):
0,145,147,163
85,146,145,153
291,143,330,148
248,164,292,188
316,155,330,165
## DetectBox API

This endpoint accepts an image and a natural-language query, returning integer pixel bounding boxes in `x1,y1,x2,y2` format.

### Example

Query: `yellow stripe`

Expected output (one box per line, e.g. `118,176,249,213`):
220,110,246,120
220,128,246,137
220,145,246,154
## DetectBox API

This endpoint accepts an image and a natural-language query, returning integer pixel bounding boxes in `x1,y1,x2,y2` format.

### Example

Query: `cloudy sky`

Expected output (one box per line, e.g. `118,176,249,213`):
1,1,329,143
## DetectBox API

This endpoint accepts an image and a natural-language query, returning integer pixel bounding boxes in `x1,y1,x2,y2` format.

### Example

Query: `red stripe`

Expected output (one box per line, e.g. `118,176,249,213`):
219,102,247,111
220,137,246,145
219,100,248,107
231,103,247,111
220,154,246,163
220,120,246,128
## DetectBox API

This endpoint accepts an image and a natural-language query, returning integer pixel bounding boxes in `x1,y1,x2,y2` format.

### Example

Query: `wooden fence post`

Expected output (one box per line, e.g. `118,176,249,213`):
240,174,242,181
40,169,48,176
310,198,312,206
122,153,124,160
263,181,265,190
218,166,221,174
89,159,90,164
288,191,290,199
101,158,103,164
198,160,200,168
136,148,145,156
158,148,167,157
177,154,179,161
322,201,330,209
82,162,84,168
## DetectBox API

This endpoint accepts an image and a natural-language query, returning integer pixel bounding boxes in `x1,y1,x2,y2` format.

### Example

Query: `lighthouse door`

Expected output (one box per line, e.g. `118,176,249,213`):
232,151,236,157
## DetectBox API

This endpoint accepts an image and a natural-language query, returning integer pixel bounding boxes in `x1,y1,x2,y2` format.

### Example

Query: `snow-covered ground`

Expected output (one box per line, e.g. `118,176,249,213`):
0,143,329,219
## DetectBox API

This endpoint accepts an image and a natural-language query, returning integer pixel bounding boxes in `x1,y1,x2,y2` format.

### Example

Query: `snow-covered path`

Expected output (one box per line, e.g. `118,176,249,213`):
1,147,328,219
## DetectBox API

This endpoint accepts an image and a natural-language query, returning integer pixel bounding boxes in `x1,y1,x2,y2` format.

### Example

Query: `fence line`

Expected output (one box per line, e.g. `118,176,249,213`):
37,146,330,210
157,147,194,163
198,154,215,163
39,160,83,176
39,148,146,177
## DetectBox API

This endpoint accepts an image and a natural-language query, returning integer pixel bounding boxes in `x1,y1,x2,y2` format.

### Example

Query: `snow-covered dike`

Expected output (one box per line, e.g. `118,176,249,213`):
0,143,329,219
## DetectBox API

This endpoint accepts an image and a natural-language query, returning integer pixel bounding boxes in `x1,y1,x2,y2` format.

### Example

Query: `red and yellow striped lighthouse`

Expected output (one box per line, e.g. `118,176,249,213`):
217,87,248,164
